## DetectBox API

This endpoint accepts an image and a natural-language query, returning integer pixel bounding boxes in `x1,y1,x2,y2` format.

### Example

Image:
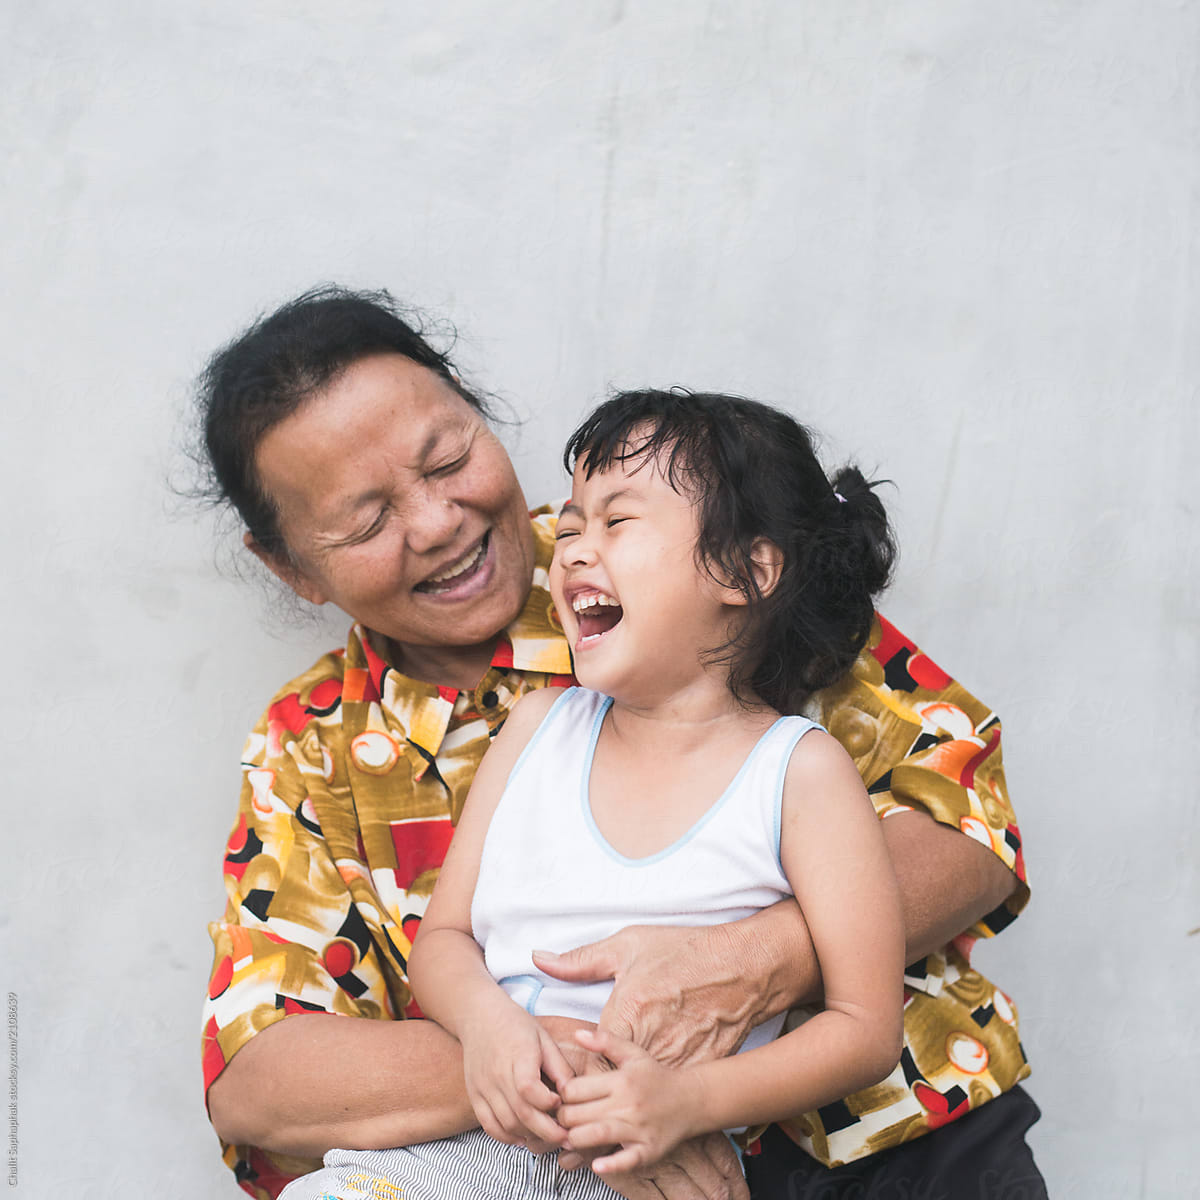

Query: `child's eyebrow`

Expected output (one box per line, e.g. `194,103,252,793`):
561,487,640,519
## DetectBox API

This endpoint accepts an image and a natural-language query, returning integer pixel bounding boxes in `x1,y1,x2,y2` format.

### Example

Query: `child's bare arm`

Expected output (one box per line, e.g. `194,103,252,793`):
559,730,905,1172
409,688,574,1150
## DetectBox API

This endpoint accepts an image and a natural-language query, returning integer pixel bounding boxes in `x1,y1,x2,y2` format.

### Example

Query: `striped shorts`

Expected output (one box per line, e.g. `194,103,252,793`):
278,1129,621,1200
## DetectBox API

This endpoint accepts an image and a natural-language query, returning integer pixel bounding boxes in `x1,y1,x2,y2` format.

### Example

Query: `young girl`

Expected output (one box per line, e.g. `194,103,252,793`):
281,389,904,1200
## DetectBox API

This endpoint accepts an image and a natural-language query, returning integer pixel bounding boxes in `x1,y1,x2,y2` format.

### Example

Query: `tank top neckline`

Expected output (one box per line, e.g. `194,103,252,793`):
579,692,794,867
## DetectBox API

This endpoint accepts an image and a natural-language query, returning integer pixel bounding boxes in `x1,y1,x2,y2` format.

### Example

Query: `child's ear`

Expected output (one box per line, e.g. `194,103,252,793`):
748,537,784,599
243,531,330,606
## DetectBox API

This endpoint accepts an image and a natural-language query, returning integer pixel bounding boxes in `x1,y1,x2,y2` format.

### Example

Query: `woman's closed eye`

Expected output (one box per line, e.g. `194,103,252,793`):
347,507,389,543
430,452,469,477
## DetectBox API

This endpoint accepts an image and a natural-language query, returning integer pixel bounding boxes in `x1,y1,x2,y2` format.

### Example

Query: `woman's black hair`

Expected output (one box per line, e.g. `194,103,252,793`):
195,284,489,559
563,389,896,712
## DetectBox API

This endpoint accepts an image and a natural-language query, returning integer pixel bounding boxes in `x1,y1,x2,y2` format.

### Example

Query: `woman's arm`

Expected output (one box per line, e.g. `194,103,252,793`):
207,1012,474,1156
882,806,1018,961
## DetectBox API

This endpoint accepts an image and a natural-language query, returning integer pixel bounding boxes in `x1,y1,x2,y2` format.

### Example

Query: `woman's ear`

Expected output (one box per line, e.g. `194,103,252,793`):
243,531,329,606
748,537,784,599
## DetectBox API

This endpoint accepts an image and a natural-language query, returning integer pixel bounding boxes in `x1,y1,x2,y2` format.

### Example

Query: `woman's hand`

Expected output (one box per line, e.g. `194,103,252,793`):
459,999,574,1152
532,902,812,1070
598,1133,748,1200
558,1029,705,1175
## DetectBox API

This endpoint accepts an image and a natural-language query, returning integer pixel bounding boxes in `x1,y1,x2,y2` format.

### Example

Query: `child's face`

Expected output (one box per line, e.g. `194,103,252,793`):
550,445,739,702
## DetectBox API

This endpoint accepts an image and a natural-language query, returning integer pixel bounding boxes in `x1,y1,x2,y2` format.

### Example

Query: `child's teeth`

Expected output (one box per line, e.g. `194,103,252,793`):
572,594,619,612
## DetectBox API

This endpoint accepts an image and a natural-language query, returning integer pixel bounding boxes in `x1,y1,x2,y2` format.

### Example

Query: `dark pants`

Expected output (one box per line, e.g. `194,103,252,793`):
745,1087,1048,1200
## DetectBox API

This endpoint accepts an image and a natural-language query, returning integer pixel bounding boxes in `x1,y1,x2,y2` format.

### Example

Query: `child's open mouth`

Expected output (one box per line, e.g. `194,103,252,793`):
571,592,624,647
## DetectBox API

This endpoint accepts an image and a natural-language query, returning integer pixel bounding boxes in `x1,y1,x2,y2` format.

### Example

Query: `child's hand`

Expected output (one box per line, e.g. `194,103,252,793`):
460,1000,576,1152
557,1028,704,1174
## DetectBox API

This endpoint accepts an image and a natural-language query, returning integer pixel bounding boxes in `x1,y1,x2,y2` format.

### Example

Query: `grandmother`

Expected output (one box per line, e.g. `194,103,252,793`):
199,287,1044,1200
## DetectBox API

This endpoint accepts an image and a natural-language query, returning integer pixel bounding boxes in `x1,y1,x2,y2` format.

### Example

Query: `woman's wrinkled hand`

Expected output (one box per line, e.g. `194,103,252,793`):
533,922,768,1069
584,1129,748,1200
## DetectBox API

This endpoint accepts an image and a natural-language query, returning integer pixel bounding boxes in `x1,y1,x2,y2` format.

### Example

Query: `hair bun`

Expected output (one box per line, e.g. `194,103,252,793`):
827,465,895,598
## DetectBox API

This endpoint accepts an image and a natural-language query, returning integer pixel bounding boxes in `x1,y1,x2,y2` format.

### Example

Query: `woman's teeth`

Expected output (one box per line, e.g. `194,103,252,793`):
420,536,487,591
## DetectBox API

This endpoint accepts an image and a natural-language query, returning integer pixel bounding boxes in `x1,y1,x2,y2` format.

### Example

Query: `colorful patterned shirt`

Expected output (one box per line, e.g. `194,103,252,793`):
203,513,1030,1196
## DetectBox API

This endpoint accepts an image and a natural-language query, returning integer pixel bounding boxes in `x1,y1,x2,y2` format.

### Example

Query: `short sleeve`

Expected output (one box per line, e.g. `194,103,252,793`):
812,614,1029,939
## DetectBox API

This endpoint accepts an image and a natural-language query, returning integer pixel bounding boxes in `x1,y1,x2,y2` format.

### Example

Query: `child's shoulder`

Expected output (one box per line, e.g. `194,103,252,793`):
469,687,576,797
501,684,576,741
512,683,568,717
783,725,864,798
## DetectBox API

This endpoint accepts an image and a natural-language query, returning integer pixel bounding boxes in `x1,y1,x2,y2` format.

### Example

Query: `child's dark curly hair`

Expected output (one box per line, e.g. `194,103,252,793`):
563,389,896,713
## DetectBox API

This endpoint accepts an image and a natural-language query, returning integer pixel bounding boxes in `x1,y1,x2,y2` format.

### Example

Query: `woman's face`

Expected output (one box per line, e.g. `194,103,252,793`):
250,353,534,663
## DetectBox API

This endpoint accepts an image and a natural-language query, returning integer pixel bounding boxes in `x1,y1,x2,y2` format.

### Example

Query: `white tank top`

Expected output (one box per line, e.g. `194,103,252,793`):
471,687,820,1057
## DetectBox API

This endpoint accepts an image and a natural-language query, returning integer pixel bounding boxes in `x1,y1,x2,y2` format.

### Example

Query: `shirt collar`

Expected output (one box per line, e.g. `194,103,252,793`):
500,509,574,676
353,509,573,707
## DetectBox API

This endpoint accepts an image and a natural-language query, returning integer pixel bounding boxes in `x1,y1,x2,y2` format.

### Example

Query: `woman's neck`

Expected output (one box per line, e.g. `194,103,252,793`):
382,634,499,692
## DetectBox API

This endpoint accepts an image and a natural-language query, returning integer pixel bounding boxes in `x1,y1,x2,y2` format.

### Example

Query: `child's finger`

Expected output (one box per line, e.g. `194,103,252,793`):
538,1028,575,1094
495,1085,547,1146
509,1041,563,1112
514,1102,569,1148
516,1073,563,1112
558,1096,621,1132
508,1064,569,1145
558,1072,613,1105
474,1095,519,1147
574,1026,647,1067
560,1118,627,1152
559,1105,611,1134
491,1094,526,1144
591,1144,648,1176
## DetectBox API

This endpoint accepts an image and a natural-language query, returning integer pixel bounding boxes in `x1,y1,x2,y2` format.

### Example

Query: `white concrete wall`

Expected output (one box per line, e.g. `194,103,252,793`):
3,3,1196,1196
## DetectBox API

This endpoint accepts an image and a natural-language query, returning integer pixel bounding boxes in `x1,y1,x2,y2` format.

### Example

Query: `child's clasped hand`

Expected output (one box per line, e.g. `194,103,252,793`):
460,998,576,1153
558,1027,707,1174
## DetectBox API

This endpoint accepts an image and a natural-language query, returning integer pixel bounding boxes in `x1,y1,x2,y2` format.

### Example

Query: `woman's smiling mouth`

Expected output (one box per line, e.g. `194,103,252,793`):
416,532,491,595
